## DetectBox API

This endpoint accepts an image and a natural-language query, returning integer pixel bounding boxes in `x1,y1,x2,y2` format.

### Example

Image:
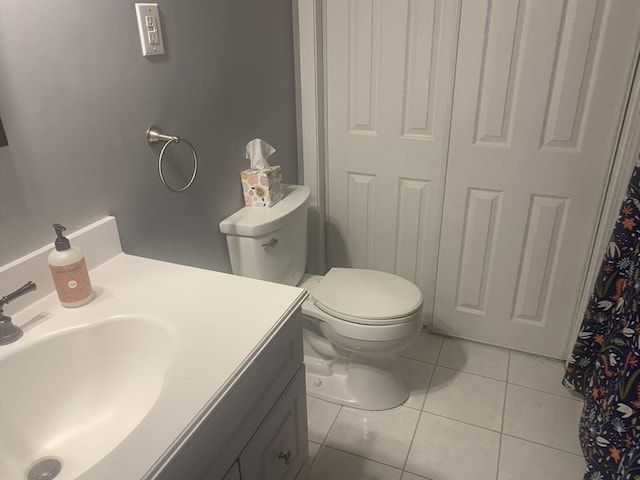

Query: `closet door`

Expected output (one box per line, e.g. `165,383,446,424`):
325,0,459,320
433,0,640,356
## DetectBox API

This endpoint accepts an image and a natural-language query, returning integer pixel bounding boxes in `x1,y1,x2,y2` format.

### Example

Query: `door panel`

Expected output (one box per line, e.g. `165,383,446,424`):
433,0,640,356
325,0,460,321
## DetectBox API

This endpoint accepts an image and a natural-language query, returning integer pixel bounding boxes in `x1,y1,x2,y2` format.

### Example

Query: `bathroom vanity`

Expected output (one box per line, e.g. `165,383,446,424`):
151,291,309,480
0,218,309,480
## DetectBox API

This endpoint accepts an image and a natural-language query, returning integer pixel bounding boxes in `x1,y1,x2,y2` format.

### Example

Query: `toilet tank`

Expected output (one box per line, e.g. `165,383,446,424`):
219,185,310,286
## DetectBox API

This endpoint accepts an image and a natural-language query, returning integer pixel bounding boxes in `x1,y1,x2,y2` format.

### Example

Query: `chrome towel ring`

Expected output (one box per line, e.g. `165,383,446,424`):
146,125,198,193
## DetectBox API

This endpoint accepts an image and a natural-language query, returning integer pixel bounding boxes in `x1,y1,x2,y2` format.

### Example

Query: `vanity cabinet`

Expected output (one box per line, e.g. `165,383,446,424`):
238,369,307,479
153,308,308,480
0,223,309,480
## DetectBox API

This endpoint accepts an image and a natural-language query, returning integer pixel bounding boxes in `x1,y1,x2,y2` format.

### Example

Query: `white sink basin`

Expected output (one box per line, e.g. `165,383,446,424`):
0,315,173,480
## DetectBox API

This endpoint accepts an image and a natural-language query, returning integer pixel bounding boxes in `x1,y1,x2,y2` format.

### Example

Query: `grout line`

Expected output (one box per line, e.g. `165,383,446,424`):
432,364,509,383
306,401,343,476
506,381,584,403
417,364,436,411
401,352,441,473
403,468,436,480
420,410,503,435
399,355,438,367
495,349,512,480
308,440,322,469
502,350,512,434
400,333,446,366
320,404,343,445
312,444,326,474
401,410,424,473
500,433,585,458
434,335,446,364
318,444,405,473
404,404,423,411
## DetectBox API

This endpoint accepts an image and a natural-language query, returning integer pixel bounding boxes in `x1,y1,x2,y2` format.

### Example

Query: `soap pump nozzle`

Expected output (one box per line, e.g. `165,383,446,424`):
52,223,71,251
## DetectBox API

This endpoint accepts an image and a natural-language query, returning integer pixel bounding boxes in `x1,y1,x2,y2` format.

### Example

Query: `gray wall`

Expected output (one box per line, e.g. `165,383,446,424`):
0,0,298,271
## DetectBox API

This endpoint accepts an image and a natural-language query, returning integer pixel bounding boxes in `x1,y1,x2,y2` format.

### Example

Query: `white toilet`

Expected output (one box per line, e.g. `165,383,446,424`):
219,185,423,410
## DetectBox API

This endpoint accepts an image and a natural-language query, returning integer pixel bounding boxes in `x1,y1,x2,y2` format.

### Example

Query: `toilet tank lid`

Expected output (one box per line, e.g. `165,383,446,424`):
313,268,423,321
219,184,311,237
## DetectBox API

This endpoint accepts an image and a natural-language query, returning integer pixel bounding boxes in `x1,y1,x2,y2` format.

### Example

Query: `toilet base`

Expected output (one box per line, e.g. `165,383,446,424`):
304,353,409,411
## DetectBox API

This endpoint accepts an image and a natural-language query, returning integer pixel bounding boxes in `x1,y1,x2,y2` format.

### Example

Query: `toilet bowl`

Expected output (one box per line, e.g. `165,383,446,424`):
299,269,422,410
219,184,424,410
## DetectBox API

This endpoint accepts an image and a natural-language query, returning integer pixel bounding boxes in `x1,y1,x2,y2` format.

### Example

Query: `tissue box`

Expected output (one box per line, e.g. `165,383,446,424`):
240,166,284,207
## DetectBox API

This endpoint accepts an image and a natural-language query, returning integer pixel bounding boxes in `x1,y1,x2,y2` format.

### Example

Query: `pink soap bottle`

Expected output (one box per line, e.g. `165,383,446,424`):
48,223,93,307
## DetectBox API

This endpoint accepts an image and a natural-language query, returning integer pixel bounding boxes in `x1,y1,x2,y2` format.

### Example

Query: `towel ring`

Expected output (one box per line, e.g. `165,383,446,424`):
146,125,198,193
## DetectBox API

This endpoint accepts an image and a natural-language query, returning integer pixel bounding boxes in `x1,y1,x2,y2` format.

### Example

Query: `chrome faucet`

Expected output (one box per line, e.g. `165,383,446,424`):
0,281,37,345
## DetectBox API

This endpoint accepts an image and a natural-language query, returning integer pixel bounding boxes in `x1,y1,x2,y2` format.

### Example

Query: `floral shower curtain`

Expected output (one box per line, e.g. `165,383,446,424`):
564,161,640,480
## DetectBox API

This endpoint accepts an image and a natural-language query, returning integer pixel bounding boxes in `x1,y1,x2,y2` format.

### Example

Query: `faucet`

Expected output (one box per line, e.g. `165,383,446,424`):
0,281,37,345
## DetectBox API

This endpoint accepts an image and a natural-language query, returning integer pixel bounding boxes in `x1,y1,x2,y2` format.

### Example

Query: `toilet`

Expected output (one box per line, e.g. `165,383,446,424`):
219,185,423,410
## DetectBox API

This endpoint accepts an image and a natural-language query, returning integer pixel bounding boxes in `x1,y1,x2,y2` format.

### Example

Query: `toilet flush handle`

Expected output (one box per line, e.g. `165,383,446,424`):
261,238,278,248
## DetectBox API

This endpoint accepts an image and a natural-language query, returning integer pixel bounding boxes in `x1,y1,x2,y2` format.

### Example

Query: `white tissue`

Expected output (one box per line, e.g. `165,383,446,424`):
246,138,276,170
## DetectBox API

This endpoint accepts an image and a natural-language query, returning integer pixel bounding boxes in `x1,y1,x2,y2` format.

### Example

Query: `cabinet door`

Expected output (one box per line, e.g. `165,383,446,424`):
239,368,308,480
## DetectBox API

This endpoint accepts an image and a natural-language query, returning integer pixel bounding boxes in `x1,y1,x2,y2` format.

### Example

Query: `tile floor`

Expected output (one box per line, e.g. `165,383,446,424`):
302,332,586,480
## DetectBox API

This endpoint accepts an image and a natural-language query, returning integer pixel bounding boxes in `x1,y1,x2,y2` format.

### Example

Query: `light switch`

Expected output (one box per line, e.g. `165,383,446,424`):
135,3,165,56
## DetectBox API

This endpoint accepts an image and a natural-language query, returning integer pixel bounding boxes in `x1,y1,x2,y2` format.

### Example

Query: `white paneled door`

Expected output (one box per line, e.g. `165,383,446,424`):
434,0,640,356
323,0,640,357
325,0,460,319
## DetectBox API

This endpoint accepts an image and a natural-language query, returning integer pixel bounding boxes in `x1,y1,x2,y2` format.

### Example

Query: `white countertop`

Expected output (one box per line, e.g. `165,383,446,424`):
3,253,307,479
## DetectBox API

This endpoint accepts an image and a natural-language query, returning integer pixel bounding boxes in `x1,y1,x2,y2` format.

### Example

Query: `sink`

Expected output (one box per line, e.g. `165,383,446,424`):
0,315,174,480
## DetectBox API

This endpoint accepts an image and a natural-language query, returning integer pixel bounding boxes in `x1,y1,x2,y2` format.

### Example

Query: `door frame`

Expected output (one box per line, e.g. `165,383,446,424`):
562,53,640,360
293,0,326,275
294,0,640,359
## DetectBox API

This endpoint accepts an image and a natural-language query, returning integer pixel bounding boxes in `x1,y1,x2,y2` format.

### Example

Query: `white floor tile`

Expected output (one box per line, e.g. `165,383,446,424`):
405,413,500,480
401,357,435,410
498,435,586,480
309,446,402,480
503,384,583,455
325,405,420,468
424,366,506,431
307,396,341,443
308,441,321,466
401,331,444,364
437,338,510,380
508,351,578,399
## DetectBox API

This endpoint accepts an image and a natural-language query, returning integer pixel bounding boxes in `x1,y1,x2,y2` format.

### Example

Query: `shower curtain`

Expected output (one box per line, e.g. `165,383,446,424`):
564,161,640,480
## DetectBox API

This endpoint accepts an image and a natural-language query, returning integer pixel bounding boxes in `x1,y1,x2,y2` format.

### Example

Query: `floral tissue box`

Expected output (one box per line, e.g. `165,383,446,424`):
240,166,284,207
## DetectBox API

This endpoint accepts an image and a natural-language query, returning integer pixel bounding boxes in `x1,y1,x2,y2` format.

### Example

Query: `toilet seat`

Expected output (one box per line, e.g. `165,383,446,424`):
312,268,423,326
302,300,421,342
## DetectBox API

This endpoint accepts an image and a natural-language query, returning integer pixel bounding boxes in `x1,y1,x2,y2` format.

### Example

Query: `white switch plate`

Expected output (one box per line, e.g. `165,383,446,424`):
135,3,165,56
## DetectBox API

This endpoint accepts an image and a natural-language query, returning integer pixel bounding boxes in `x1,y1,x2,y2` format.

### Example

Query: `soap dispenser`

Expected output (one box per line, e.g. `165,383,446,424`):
48,223,93,307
